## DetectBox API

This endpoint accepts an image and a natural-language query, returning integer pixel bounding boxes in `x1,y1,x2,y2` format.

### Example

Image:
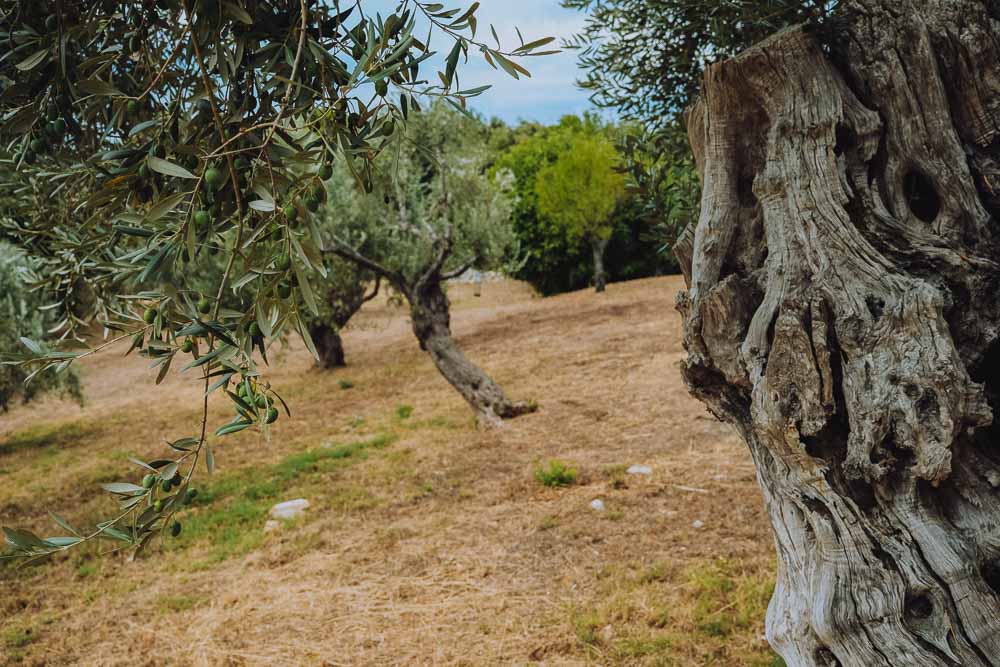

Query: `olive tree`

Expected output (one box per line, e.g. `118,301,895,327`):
535,133,624,293
321,103,535,425
0,243,81,411
569,0,1000,664
0,0,550,560
303,256,379,369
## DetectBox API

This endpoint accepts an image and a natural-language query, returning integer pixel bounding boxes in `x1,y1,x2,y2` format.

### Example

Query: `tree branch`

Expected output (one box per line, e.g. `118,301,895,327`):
322,241,405,288
440,257,478,281
362,275,382,304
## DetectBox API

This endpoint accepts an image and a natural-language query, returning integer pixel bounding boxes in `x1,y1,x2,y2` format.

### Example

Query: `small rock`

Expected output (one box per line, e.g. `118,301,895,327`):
692,519,704,529
270,498,310,520
626,465,652,475
590,499,606,512
987,471,1000,488
264,520,281,533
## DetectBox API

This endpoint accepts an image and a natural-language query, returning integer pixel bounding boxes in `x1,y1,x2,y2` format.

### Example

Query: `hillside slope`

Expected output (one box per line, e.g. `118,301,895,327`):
0,277,776,666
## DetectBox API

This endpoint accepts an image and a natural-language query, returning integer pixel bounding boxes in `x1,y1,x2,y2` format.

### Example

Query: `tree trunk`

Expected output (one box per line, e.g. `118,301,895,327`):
408,279,535,426
309,323,346,369
675,3,1000,665
591,236,608,293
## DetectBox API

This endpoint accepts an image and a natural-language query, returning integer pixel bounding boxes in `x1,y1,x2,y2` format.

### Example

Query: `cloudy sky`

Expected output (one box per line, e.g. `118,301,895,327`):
365,0,597,124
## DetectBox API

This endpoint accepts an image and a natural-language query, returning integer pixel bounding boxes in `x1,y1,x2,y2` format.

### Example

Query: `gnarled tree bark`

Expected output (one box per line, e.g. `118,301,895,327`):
675,2,1000,665
408,278,536,426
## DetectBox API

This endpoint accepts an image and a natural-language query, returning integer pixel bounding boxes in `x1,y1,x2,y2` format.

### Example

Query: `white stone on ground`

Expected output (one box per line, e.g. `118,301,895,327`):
590,499,606,512
270,498,310,520
626,465,652,475
692,519,705,529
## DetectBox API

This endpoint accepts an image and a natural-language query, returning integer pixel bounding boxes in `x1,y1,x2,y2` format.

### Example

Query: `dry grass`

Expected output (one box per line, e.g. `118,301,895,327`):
0,276,776,666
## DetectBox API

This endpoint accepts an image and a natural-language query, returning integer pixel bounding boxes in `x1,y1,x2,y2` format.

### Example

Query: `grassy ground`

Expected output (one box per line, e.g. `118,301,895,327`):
0,277,778,666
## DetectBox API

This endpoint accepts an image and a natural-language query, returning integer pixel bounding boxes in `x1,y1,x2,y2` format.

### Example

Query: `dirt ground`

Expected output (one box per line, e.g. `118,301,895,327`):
0,276,777,666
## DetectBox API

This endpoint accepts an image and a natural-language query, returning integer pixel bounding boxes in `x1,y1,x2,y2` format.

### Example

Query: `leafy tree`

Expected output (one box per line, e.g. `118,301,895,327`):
0,1,549,561
321,103,534,424
562,0,839,127
618,122,700,263
535,133,624,292
0,243,81,411
493,115,672,295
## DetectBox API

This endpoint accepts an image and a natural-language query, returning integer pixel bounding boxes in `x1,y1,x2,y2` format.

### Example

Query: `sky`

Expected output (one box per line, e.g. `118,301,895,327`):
366,0,598,125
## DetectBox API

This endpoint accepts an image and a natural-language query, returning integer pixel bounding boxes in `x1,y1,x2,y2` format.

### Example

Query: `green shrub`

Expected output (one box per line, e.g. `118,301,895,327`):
338,379,354,390
535,460,578,487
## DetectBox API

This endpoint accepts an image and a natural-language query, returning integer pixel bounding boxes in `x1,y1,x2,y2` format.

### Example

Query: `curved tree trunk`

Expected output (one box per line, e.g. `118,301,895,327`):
408,279,535,426
309,323,346,369
591,236,608,293
675,3,1000,665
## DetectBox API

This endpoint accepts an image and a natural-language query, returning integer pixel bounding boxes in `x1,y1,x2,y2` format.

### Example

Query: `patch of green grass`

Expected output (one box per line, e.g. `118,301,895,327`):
572,610,602,647
534,460,577,488
687,559,773,639
3,624,37,649
538,515,559,531
567,558,778,665
613,635,675,658
338,379,354,390
0,420,97,455
166,433,396,567
75,562,97,579
395,404,414,420
155,593,207,614
605,464,628,489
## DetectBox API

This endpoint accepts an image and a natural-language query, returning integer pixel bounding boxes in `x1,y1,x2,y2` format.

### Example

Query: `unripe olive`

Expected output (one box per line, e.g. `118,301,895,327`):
204,167,225,190
170,521,182,537
142,474,156,489
181,338,194,353
283,204,298,223
143,307,157,324
194,210,211,226
265,407,279,424
274,254,291,271
126,100,139,115
318,164,333,180
197,296,212,314
277,283,292,299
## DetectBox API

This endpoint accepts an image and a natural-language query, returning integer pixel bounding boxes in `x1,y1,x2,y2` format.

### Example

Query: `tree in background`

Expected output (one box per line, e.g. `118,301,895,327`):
0,244,81,411
322,104,534,425
562,0,838,128
304,258,379,369
535,133,624,293
493,115,672,295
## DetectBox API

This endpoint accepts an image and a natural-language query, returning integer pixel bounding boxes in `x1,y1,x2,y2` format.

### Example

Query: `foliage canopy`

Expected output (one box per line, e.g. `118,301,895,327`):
0,0,550,561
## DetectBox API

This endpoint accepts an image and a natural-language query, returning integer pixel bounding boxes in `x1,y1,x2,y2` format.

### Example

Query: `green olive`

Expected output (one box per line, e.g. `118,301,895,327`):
143,307,158,324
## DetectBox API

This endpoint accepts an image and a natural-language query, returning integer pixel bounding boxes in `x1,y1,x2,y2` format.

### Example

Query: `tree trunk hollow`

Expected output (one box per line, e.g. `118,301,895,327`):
675,3,1000,665
409,281,535,425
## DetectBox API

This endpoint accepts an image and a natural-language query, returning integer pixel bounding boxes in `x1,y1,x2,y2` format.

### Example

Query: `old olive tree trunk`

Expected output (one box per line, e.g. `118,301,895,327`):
674,2,1000,664
408,278,536,426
